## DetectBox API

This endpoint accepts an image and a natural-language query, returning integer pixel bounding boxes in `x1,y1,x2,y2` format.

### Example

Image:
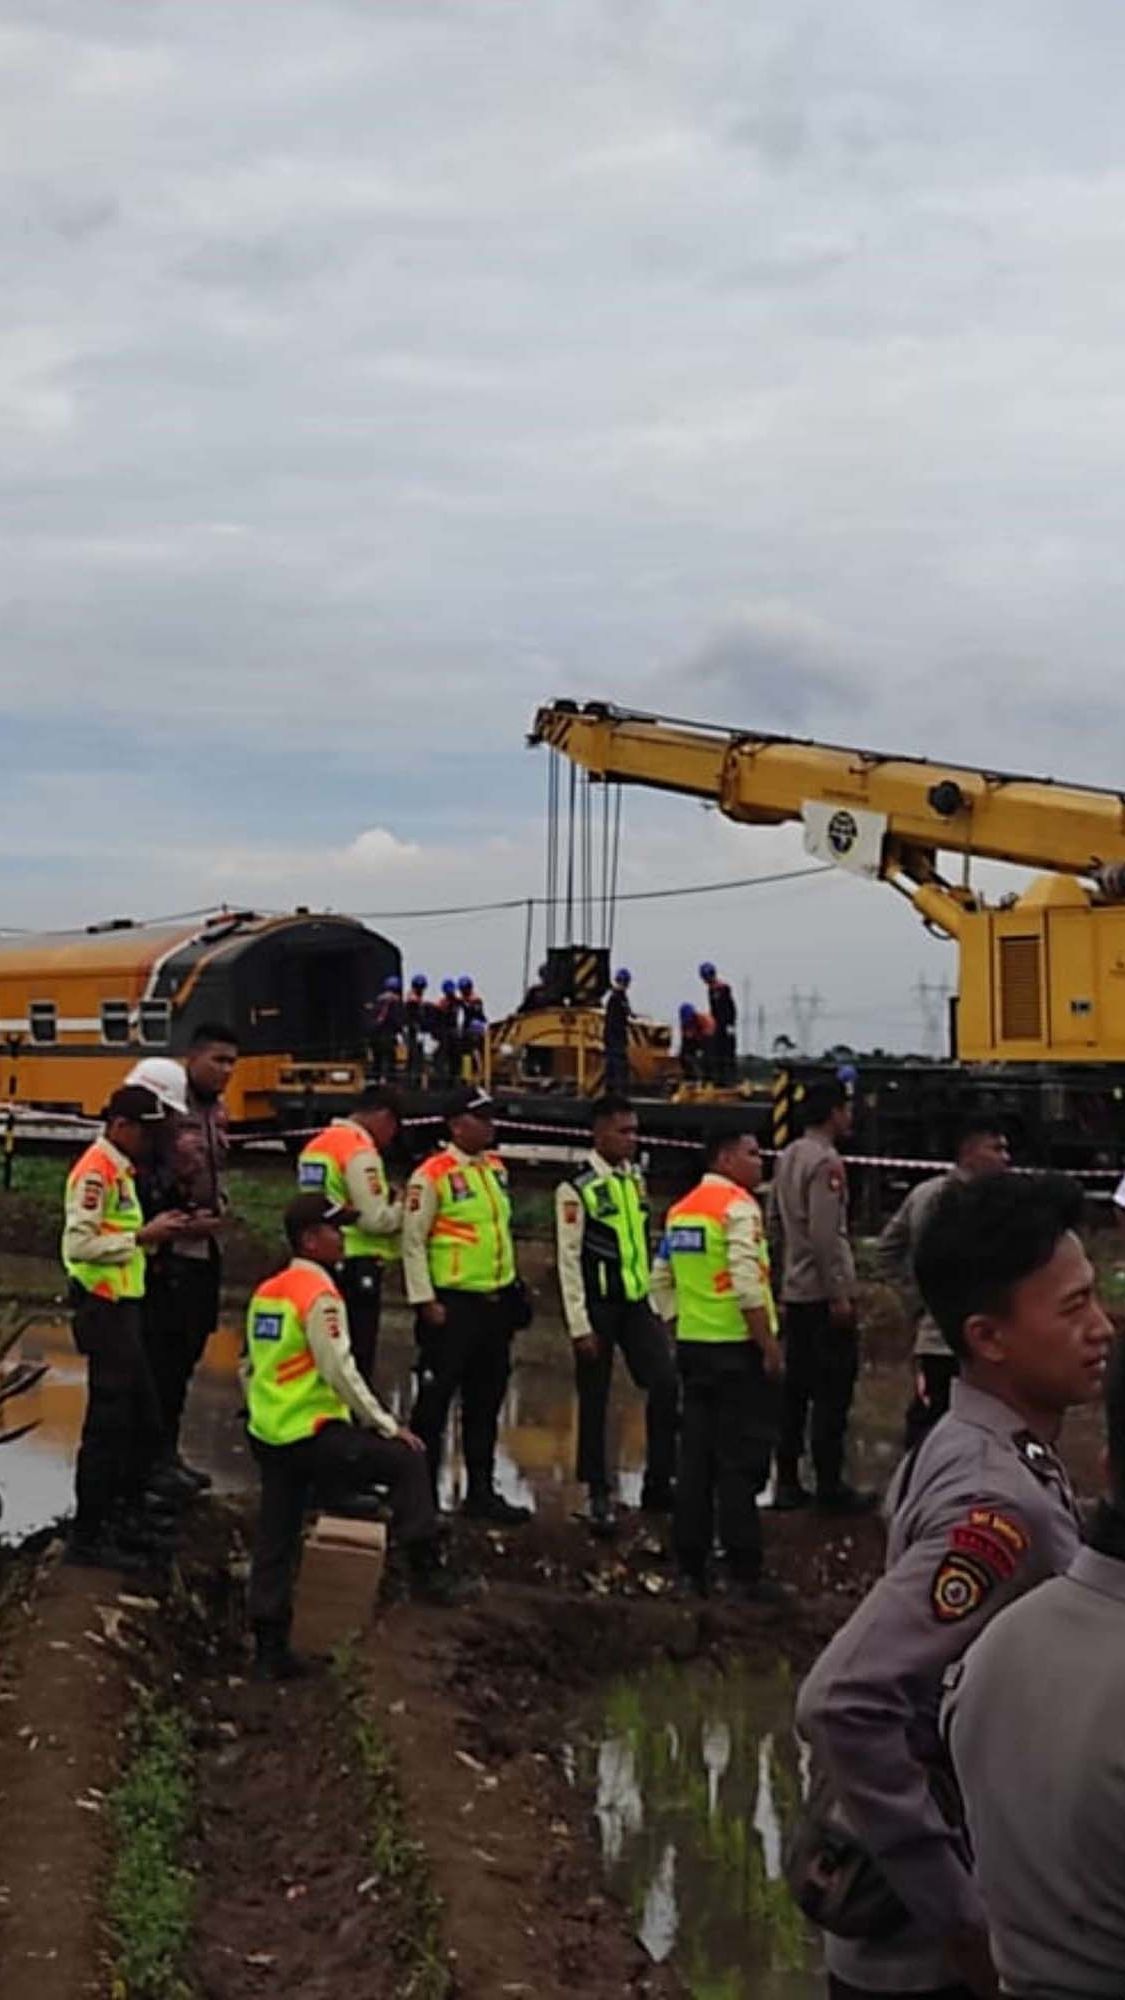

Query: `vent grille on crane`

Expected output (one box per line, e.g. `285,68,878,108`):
999,936,1043,1041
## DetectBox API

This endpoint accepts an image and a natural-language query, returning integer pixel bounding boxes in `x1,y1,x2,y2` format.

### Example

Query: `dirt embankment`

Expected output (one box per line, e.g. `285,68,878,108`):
0,1489,887,2000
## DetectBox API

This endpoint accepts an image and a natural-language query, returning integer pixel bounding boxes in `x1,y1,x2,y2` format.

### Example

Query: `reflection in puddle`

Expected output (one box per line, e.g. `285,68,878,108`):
577,1660,822,1998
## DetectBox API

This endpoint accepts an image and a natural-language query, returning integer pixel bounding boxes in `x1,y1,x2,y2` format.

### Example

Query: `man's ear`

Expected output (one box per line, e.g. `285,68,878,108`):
962,1312,1005,1367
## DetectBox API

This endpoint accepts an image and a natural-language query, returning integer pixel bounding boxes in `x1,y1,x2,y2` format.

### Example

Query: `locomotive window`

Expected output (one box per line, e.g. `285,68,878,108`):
28,1001,57,1044
139,1000,170,1046
100,1000,131,1046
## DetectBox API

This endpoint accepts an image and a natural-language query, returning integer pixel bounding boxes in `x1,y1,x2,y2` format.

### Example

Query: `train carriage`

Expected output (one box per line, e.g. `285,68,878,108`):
0,909,400,1133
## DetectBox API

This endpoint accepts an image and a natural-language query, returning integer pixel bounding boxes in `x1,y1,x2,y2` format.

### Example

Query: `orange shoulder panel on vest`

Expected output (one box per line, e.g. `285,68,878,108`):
484,1152,505,1171
305,1123,366,1163
417,1150,458,1182
253,1263,342,1314
669,1181,744,1223
68,1143,116,1188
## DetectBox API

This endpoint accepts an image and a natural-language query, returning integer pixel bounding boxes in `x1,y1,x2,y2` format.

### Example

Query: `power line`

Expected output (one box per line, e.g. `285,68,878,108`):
354,863,832,923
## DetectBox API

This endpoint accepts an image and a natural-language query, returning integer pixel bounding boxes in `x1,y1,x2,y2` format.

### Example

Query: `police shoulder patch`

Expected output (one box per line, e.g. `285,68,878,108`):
80,1175,102,1212
931,1550,993,1624
562,1200,581,1226
407,1184,424,1213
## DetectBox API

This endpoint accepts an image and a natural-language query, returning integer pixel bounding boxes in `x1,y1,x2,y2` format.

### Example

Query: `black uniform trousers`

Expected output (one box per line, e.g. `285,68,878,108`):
337,1257,384,1388
776,1301,858,1496
603,1042,630,1090
141,1245,221,1460
247,1421,436,1639
903,1353,959,1452
674,1342,776,1579
71,1292,164,1536
829,1982,974,2000
410,1289,513,1501
575,1301,678,1496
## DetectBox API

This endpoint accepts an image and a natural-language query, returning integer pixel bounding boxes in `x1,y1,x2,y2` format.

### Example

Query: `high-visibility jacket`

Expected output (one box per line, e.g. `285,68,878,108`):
62,1143,146,1301
415,1148,515,1293
663,1178,777,1343
574,1162,650,1305
244,1263,350,1446
297,1121,400,1263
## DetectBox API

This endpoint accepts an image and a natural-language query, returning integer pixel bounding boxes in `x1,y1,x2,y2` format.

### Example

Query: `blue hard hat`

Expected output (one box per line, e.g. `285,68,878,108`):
458,975,473,992
410,973,428,991
614,967,632,985
699,961,716,980
441,978,457,996
383,975,402,992
679,1002,696,1023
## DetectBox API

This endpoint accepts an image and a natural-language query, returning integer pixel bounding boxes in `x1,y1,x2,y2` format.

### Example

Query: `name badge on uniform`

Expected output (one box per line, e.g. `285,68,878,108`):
449,1171,471,1202
252,1312,284,1342
298,1161,327,1190
668,1225,706,1254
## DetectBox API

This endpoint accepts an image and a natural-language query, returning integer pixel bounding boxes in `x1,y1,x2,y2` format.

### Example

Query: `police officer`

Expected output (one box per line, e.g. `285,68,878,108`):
603,968,632,1091
245,1193,458,1680
944,1338,1125,1999
652,1128,783,1599
879,1119,1010,1448
555,1093,677,1535
795,1172,1109,2000
699,962,737,1083
402,1087,531,1524
297,1085,403,1386
772,1079,871,1513
61,1085,190,1569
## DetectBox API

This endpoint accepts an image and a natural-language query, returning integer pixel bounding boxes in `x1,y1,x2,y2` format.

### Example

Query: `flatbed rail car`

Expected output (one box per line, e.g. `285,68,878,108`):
0,910,400,1134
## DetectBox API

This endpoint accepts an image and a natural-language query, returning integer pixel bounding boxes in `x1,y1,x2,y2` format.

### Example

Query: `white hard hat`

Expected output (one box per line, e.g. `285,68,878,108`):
124,1056,189,1116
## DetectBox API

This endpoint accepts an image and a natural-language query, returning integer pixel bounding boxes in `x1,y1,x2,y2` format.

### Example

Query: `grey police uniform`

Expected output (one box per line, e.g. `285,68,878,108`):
945,1540,1125,1998
796,1381,1082,1994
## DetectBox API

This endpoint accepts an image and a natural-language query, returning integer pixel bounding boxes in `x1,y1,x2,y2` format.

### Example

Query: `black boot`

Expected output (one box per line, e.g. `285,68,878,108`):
64,1526,156,1576
406,1541,476,1607
252,1625,310,1683
461,1489,532,1526
585,1489,617,1539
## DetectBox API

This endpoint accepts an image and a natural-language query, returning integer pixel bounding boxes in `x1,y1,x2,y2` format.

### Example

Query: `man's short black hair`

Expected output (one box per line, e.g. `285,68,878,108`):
591,1093,634,1126
954,1114,1006,1155
914,1171,1084,1359
189,1020,239,1049
800,1079,847,1129
703,1123,755,1171
356,1083,401,1118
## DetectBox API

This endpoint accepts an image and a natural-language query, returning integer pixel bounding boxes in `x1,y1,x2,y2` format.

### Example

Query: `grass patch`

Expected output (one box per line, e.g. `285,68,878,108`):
332,1646,452,1999
108,1693,196,2000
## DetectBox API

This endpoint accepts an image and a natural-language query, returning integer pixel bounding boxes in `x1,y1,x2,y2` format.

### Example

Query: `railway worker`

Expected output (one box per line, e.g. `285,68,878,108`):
943,1336,1125,2000
244,1193,459,1681
603,967,632,1091
432,979,460,1087
652,1127,784,1600
555,1093,677,1536
141,1020,237,1496
677,1003,713,1083
794,1171,1108,2000
402,1086,532,1525
879,1119,1010,1449
772,1078,873,1515
297,1085,403,1386
371,976,404,1081
699,962,737,1084
456,975,486,1079
61,1084,190,1570
403,973,430,1087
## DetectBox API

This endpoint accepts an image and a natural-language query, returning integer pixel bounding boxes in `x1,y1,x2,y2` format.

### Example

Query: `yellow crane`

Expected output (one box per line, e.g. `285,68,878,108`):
529,700,1125,1064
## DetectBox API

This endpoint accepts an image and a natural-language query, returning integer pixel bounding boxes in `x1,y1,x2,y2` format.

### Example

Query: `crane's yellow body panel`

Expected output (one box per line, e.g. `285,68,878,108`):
530,701,1125,1066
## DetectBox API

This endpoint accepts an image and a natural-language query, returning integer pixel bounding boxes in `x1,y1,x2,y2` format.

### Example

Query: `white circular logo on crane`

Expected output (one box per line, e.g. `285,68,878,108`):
827,809,859,857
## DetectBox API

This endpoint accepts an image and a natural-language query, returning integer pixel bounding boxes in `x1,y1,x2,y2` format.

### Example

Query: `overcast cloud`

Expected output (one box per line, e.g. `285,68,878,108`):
3,0,1125,1050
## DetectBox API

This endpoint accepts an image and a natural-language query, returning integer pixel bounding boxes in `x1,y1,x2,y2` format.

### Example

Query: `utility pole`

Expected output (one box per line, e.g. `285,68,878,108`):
790,988,824,1056
914,976,951,1059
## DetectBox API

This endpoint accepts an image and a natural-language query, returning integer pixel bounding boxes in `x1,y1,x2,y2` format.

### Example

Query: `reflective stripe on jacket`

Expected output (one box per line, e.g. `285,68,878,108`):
244,1263,350,1445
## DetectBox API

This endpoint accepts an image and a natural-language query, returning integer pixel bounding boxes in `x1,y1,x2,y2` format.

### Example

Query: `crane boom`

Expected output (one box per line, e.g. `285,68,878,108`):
529,700,1125,1065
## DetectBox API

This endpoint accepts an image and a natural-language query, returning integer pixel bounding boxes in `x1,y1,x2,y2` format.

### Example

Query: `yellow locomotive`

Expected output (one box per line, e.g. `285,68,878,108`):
0,909,400,1132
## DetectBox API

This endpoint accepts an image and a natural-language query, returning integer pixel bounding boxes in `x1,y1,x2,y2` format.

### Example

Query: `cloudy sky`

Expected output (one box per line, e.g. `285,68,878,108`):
3,0,1124,1051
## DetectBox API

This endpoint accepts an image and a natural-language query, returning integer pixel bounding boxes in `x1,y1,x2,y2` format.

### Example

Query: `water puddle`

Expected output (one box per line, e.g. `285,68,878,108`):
572,1658,822,1998
0,1302,648,1539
